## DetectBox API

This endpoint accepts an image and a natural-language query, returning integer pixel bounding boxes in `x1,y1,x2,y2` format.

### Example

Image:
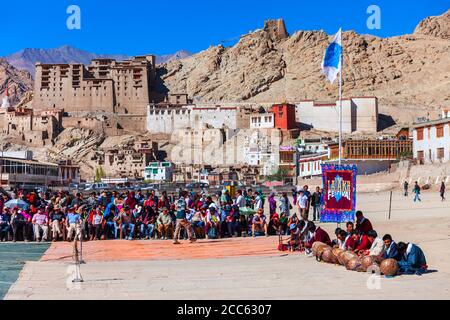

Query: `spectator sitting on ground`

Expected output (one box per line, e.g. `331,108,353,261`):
252,208,268,237
120,206,135,241
157,207,173,240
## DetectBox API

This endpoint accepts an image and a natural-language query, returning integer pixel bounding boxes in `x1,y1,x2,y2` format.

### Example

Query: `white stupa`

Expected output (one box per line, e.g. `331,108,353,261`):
1,83,10,109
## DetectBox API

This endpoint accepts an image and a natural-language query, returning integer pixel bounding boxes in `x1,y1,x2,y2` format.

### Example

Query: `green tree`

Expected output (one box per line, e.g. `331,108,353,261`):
94,166,106,182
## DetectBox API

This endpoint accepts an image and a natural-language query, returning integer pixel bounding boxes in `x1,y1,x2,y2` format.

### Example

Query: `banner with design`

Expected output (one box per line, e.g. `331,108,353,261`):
320,163,357,223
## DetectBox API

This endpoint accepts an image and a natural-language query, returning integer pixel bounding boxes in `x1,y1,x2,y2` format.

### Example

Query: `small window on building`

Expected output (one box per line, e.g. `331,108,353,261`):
437,148,444,159
416,128,424,141
436,125,444,138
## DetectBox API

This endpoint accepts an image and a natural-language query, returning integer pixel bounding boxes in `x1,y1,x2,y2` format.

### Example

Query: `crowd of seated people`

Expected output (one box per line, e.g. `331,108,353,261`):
0,187,274,243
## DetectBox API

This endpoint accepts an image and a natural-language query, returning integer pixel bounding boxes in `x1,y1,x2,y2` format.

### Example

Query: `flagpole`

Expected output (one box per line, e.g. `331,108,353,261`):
338,32,343,166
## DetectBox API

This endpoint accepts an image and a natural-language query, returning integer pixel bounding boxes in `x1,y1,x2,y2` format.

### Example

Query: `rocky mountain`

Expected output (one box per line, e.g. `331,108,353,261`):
160,11,450,125
156,50,192,65
5,46,191,75
0,59,33,106
414,9,450,39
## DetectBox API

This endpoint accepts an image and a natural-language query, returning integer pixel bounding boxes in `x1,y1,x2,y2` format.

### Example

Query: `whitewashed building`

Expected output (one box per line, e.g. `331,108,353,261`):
144,162,173,181
413,111,450,164
296,97,378,133
298,152,328,178
249,113,274,129
146,104,251,134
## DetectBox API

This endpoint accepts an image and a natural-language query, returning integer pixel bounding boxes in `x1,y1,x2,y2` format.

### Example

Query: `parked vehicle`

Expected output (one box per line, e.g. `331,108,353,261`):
84,183,109,191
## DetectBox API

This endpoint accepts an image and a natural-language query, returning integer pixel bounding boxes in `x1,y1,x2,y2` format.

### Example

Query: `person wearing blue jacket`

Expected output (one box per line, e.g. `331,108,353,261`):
382,234,399,260
397,241,428,274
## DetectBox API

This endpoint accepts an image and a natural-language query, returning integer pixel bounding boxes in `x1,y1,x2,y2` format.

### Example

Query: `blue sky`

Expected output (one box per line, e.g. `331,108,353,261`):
3,0,449,56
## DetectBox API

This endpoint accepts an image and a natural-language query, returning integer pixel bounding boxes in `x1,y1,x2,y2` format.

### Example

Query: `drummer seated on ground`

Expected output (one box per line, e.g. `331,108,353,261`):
382,234,399,260
363,230,385,257
251,209,268,237
353,230,372,255
397,242,428,275
331,227,342,247
305,222,331,248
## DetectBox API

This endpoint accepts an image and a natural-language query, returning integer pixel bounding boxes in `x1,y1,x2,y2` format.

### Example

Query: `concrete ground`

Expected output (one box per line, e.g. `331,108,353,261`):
5,190,450,300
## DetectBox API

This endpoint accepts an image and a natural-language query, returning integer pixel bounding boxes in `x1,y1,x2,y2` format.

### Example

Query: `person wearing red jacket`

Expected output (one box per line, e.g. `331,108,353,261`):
337,229,356,250
353,230,373,255
355,211,373,235
305,222,331,248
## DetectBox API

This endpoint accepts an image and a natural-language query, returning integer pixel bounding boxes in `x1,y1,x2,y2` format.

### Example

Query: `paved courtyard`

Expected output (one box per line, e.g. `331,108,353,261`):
4,190,450,300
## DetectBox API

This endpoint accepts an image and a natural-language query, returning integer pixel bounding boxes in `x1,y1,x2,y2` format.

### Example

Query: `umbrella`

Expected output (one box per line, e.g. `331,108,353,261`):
4,199,30,210
239,206,256,216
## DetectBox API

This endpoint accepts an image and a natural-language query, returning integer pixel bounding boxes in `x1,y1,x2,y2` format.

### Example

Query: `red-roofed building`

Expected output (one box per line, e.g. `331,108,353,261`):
271,103,297,130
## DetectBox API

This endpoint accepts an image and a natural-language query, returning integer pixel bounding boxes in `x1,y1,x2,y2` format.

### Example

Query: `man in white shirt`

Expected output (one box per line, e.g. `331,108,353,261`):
366,230,385,257
235,190,246,209
297,191,309,221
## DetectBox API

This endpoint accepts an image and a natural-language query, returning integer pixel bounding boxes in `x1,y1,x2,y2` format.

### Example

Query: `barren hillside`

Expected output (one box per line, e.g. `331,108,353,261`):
160,10,450,125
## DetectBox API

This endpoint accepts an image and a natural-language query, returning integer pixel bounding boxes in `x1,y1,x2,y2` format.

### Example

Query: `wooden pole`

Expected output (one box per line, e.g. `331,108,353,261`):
388,190,393,220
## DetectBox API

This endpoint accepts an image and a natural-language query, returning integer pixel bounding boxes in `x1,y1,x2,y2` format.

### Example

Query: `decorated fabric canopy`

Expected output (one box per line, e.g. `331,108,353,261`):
320,163,357,223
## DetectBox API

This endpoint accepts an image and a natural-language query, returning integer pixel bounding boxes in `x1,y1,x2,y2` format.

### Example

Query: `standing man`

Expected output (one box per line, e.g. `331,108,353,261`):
297,190,309,221
311,187,322,222
235,190,246,212
403,181,409,197
413,181,421,202
173,191,196,244
440,181,445,201
302,185,311,218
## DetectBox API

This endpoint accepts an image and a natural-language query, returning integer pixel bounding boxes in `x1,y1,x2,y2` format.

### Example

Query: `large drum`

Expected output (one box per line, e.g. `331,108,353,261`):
312,242,327,255
338,251,358,266
380,258,399,276
345,257,362,271
360,255,380,271
332,248,344,260
322,249,339,264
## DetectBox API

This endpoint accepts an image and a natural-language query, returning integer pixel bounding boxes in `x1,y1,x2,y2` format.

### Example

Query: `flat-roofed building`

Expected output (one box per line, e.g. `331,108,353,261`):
296,97,378,133
144,162,173,182
413,114,450,164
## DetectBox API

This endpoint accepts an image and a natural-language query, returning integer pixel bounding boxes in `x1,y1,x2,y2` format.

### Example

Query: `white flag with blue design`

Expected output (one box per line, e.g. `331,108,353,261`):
321,28,342,83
